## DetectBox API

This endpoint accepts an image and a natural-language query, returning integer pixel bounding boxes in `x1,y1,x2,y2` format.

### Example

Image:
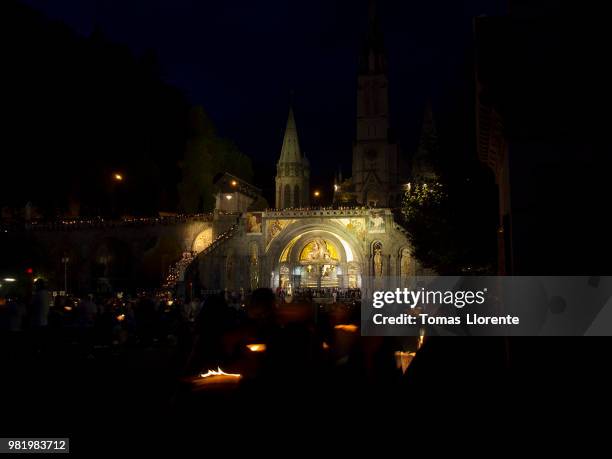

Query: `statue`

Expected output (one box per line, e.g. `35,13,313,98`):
374,247,383,278
247,213,262,233
401,248,410,277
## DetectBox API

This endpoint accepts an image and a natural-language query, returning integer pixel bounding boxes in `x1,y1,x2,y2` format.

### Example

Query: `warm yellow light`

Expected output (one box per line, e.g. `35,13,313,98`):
395,351,416,374
418,328,425,349
246,343,266,352
225,194,233,200
231,180,238,186
200,367,242,380
64,306,73,312
334,184,338,191
313,191,321,197
3,278,16,283
334,324,358,333
322,342,330,350
117,314,126,322
113,173,123,181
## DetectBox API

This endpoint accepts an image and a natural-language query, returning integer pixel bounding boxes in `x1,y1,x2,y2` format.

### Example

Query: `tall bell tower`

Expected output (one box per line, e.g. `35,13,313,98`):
352,0,401,207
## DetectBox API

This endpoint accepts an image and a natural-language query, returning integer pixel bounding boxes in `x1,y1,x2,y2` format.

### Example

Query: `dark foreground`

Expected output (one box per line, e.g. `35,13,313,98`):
1,297,611,452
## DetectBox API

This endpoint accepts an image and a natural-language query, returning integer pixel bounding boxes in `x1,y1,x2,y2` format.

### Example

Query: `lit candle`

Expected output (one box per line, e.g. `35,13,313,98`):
193,367,242,388
334,324,358,333
394,351,416,374
246,344,266,352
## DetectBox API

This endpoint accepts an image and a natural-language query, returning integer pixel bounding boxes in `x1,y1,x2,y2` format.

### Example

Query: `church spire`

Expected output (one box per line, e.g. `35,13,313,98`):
359,0,386,75
278,106,302,164
275,105,310,209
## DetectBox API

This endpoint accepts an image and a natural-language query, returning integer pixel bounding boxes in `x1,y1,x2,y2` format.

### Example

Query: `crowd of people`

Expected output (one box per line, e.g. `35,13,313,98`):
1,280,432,423
0,282,363,356
276,286,362,302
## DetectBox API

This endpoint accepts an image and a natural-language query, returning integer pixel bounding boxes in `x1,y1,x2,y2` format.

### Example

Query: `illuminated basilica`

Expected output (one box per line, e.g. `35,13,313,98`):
186,2,431,294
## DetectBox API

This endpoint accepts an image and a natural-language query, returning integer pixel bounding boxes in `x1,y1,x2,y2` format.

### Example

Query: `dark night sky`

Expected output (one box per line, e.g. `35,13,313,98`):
20,0,506,193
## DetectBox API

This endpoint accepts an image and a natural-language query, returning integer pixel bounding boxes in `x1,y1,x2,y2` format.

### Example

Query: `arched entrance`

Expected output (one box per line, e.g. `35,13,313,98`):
271,226,363,290
192,228,213,253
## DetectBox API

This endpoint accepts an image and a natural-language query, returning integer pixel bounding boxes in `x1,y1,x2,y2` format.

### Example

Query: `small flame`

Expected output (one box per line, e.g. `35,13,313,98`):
395,351,416,374
334,324,358,333
418,328,426,349
117,314,126,322
246,343,266,352
322,342,330,350
200,367,242,379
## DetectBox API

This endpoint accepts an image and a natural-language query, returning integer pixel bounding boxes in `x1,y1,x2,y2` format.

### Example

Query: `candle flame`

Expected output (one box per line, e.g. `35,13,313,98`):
334,324,358,333
246,343,266,352
418,328,425,349
395,351,416,374
200,367,242,379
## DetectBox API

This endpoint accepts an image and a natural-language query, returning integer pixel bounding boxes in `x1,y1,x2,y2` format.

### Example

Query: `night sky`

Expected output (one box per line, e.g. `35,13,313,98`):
20,0,506,193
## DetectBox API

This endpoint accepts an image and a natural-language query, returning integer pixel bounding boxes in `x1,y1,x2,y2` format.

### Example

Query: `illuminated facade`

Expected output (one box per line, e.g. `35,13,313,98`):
191,207,429,292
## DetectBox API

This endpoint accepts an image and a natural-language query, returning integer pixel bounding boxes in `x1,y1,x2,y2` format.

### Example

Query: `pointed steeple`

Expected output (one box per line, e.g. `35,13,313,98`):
279,107,302,164
359,0,386,75
275,105,310,209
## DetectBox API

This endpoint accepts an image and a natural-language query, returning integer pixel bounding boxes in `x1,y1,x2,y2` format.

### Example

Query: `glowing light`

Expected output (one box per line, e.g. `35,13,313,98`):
278,230,355,263
418,328,425,349
225,194,233,200
64,306,73,312
246,343,266,352
313,191,321,197
167,300,174,306
334,184,339,191
334,324,358,333
113,173,123,181
116,314,126,322
3,278,16,283
231,180,238,186
322,342,330,350
25,268,33,274
200,367,242,380
395,351,416,374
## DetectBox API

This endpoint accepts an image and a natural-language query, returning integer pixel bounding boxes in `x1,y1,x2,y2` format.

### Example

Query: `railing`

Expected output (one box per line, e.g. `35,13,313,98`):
4,213,214,232
263,207,377,218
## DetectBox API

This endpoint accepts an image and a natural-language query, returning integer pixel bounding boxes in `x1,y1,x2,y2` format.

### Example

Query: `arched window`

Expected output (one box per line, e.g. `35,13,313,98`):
283,184,291,208
294,184,300,207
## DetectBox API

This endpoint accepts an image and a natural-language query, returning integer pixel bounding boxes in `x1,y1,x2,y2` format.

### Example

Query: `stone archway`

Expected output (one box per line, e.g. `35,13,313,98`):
266,222,364,290
192,228,213,253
